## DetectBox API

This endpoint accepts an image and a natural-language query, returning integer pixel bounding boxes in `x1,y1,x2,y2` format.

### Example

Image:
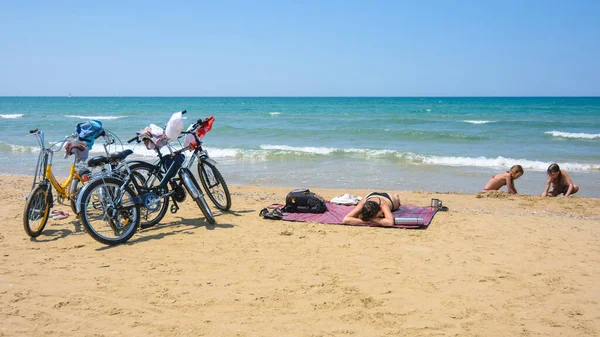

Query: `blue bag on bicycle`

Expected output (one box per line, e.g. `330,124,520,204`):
76,120,104,149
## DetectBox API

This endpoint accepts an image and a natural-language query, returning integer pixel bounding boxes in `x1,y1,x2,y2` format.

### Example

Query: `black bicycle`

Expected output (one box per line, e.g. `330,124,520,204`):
128,113,231,215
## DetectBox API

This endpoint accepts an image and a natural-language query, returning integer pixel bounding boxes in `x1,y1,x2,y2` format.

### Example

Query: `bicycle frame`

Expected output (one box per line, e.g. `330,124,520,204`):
46,154,82,200
28,130,84,202
177,123,219,170
125,143,197,199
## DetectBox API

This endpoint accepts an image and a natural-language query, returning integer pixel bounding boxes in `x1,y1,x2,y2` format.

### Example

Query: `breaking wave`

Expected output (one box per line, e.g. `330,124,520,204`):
0,114,24,119
464,120,494,124
545,131,600,140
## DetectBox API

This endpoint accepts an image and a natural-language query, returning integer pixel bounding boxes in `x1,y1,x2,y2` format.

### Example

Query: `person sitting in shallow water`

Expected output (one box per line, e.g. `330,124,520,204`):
483,165,524,194
342,192,401,227
542,163,579,197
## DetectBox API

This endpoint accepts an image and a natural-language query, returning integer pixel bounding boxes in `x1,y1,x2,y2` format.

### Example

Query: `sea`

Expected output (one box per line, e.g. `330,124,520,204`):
1,97,599,198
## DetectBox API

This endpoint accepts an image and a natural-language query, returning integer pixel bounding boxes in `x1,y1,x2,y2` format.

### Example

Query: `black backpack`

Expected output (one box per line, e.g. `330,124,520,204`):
283,189,327,213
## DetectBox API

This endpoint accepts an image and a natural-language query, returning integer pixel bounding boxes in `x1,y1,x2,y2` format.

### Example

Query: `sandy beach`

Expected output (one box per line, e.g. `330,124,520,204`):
1,174,599,336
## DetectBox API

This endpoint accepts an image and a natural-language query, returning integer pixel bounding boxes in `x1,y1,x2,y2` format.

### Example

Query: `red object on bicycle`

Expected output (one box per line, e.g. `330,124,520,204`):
197,116,215,138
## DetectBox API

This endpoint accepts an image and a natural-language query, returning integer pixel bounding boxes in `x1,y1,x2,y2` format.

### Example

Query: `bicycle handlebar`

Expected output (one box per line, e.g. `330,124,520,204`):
46,134,78,153
189,117,207,131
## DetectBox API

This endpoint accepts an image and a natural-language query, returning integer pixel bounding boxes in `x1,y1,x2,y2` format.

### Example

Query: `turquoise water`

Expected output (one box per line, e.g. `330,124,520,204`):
1,97,599,197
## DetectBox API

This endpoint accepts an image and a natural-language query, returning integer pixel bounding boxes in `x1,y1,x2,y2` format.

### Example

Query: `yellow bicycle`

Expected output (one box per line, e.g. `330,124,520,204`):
23,128,120,237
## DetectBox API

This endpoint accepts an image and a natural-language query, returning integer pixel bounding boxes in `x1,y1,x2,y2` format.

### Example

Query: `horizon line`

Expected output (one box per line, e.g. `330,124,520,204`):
2,95,600,98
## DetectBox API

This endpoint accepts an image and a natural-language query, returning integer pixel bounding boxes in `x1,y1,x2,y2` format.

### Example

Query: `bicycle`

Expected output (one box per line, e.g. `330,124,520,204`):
126,114,231,213
123,112,230,225
23,128,119,237
76,112,216,245
187,116,231,211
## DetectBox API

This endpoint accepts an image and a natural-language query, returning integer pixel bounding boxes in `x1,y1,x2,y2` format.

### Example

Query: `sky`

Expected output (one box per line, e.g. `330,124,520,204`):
1,0,599,97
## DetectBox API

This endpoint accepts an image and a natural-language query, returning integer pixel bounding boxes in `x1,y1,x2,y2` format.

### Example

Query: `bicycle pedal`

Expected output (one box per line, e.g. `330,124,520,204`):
170,204,179,214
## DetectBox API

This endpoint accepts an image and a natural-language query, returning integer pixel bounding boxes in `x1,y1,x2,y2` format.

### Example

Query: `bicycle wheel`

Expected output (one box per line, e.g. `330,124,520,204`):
79,177,140,245
198,160,231,211
181,168,216,224
129,162,169,229
23,184,52,237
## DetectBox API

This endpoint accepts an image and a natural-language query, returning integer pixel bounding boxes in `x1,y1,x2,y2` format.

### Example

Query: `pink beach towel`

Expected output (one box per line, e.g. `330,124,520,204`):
268,202,438,229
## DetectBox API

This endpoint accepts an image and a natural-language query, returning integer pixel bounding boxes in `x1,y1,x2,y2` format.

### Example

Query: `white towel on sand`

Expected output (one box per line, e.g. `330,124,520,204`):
330,194,362,205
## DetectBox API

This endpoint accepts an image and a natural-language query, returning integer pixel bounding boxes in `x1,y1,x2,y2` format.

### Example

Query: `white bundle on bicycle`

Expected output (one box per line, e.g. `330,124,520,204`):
165,111,185,140
138,111,185,150
138,124,167,150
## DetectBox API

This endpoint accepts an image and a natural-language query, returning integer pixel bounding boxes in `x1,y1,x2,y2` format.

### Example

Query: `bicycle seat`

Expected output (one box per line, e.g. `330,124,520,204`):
108,149,134,162
87,150,134,167
87,155,108,167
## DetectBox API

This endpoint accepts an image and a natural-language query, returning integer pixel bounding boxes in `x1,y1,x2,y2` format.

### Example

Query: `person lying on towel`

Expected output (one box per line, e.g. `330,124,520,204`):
342,192,401,227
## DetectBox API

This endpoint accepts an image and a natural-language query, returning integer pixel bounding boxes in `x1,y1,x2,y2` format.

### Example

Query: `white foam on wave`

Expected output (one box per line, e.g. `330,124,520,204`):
261,144,338,155
257,144,600,171
545,130,600,140
464,120,493,124
65,115,124,120
205,148,241,158
0,114,24,119
260,144,398,157
259,144,398,157
0,142,39,153
344,148,397,156
416,154,599,171
269,112,281,116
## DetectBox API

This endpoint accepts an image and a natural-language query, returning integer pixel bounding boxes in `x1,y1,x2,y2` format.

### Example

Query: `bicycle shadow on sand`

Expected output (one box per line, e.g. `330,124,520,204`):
95,214,235,251
30,218,87,243
223,209,258,217
30,228,72,242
